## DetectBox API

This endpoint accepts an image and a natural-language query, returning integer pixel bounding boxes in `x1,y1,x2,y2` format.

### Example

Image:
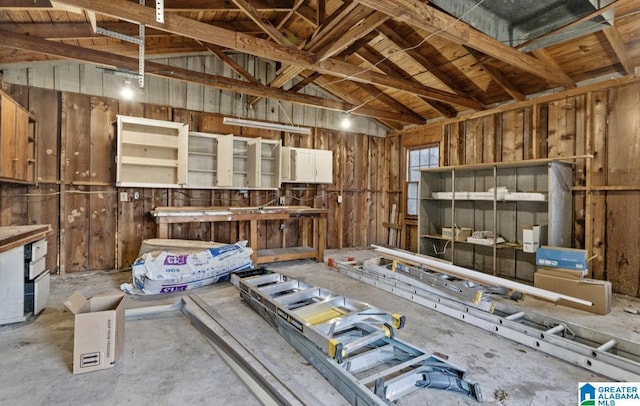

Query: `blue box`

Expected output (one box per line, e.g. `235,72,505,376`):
535,246,588,270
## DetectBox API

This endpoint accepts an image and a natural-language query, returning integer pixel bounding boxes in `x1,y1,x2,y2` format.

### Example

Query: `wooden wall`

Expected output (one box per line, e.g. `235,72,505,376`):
400,79,640,296
0,84,397,274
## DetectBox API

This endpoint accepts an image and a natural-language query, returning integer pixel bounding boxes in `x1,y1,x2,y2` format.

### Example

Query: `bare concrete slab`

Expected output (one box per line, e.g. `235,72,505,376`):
1,248,639,405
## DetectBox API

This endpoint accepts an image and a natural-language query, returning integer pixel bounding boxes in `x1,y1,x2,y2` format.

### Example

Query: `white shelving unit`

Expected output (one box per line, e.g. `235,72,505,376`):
281,147,333,184
116,115,188,187
418,158,574,282
259,140,281,189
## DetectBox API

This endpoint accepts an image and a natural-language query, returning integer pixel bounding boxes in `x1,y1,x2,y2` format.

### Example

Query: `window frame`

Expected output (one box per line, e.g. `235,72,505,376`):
405,144,439,217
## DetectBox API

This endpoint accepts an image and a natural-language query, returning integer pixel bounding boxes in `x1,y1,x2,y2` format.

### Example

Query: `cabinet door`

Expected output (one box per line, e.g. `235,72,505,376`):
0,246,25,324
15,108,29,181
292,148,315,182
260,141,280,188
215,134,234,186
280,146,292,181
0,95,17,179
247,139,260,188
314,150,333,183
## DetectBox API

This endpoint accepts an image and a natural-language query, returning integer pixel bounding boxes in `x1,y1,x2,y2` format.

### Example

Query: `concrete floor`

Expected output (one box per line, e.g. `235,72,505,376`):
1,248,640,406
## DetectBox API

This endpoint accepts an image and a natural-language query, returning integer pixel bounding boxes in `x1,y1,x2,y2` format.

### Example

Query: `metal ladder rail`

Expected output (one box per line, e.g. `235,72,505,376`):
361,257,500,313
237,271,404,361
334,259,640,381
231,269,482,404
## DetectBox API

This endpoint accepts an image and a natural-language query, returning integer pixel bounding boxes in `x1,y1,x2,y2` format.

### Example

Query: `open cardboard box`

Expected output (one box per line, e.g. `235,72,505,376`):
64,291,125,374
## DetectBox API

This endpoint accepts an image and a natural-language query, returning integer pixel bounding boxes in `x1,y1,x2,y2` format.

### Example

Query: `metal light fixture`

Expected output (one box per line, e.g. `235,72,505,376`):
223,117,311,135
340,112,352,130
121,81,135,100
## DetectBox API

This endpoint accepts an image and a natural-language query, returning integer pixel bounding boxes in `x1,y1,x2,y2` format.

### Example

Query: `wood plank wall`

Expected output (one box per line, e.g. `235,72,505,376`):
400,80,640,296
0,84,396,275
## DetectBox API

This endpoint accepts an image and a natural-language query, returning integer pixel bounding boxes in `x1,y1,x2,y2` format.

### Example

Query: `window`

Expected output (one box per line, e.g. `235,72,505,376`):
406,145,439,216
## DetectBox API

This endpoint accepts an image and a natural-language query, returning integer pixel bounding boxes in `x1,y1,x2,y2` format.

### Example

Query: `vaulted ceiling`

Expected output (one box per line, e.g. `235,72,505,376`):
0,0,639,131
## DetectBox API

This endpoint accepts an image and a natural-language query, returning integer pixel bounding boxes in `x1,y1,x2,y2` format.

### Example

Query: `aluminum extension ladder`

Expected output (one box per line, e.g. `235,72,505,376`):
231,268,483,405
377,257,523,313
333,256,640,381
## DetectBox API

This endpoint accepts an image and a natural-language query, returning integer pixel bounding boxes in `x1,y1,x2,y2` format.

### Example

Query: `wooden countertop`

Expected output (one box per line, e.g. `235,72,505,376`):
0,225,52,254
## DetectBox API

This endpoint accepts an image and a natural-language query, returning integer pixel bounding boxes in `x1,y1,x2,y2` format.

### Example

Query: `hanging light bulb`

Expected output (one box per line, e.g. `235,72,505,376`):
340,112,352,130
121,81,134,100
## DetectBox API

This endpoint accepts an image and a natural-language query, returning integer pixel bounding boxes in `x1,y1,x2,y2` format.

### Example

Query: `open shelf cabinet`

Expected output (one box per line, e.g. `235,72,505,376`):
418,158,574,282
116,115,188,187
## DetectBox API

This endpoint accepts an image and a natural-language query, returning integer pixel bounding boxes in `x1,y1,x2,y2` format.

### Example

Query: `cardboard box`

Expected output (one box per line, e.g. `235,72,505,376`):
534,273,611,315
522,225,540,253
64,292,125,374
537,266,584,280
535,246,588,270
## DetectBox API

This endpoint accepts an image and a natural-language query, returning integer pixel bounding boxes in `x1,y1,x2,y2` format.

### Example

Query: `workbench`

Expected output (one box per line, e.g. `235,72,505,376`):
0,224,52,325
150,206,328,265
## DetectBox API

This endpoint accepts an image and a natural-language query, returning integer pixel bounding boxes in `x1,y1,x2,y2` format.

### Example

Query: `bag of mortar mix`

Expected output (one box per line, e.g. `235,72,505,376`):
121,241,253,295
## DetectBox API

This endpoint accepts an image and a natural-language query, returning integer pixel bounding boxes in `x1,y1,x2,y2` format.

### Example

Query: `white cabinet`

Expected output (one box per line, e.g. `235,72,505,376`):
0,225,50,325
116,115,189,187
259,140,281,189
188,134,280,190
0,246,25,324
281,147,333,184
117,118,282,190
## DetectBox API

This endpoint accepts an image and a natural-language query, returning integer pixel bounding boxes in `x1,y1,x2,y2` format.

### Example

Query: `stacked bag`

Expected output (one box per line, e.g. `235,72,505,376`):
121,240,253,295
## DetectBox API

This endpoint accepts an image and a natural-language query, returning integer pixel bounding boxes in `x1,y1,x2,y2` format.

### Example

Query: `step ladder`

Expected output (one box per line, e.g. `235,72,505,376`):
231,268,482,405
333,256,640,381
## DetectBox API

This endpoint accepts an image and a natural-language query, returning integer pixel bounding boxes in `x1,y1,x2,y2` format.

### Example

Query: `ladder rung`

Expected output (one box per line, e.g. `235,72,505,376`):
343,330,389,356
597,339,617,352
544,324,565,336
359,353,434,385
257,279,308,296
505,311,527,321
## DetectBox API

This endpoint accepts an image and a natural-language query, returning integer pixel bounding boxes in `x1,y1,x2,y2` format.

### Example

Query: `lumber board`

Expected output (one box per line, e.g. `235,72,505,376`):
1,94,17,178
371,245,593,307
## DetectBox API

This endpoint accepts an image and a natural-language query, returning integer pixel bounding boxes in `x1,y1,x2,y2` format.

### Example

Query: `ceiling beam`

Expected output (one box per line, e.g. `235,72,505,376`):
0,21,264,39
231,0,294,47
199,42,263,85
531,49,576,88
355,0,576,86
0,30,423,125
376,23,482,104
463,46,525,102
49,0,482,110
0,0,296,11
601,26,636,75
356,45,458,117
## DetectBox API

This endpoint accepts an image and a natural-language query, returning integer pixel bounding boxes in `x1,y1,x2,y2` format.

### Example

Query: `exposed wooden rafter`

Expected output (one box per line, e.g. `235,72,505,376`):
355,0,577,86
531,49,576,89
0,0,296,11
602,26,636,74
49,0,483,110
356,45,458,117
0,30,424,125
230,0,294,47
464,47,526,102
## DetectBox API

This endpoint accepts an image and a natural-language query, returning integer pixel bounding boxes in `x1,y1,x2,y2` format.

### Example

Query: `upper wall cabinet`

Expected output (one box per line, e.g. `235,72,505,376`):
0,91,36,184
117,118,282,190
116,115,189,188
185,132,280,190
281,147,333,184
